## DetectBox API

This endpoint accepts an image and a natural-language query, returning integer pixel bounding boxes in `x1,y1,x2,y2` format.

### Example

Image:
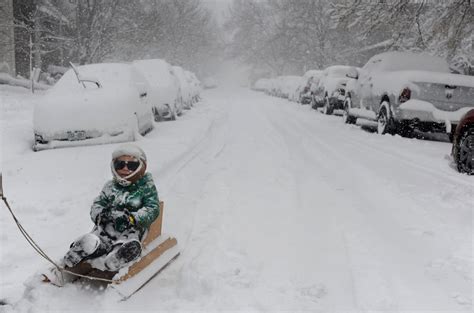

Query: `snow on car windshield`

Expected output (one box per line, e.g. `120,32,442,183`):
53,63,134,91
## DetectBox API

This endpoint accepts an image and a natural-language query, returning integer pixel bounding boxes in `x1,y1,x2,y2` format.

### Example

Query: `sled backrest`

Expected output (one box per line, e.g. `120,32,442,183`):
142,201,163,247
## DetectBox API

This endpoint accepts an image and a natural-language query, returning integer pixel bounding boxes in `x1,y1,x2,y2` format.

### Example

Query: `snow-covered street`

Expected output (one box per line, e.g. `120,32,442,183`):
1,85,472,312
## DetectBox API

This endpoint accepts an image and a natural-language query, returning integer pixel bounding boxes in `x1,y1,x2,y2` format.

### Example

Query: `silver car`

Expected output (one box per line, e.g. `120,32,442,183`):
343,51,474,138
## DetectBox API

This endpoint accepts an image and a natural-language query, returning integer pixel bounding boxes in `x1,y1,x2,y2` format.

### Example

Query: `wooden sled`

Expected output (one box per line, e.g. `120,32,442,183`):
109,201,180,299
46,201,180,300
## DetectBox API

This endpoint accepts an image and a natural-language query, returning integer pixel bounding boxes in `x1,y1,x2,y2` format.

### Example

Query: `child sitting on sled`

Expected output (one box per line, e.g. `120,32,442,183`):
63,143,159,272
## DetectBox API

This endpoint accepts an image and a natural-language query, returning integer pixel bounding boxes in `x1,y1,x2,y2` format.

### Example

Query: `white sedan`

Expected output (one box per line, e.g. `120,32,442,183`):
133,59,182,121
33,63,153,151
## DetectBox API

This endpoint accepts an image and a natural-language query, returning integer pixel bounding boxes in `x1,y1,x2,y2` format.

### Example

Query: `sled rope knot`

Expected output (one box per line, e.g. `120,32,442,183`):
0,174,114,283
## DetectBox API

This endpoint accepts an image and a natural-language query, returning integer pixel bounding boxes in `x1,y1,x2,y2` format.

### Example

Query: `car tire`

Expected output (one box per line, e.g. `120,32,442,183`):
322,97,333,115
152,107,161,122
175,103,183,117
310,97,317,110
342,98,356,124
456,127,474,174
377,104,395,135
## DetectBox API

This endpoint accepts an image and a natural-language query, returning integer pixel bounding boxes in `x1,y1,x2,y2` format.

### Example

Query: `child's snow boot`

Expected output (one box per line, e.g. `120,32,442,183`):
104,239,142,271
64,233,101,268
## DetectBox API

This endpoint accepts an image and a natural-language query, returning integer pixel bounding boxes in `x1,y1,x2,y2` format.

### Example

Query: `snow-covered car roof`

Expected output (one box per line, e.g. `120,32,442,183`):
53,63,143,91
323,65,353,77
363,51,451,73
132,59,176,87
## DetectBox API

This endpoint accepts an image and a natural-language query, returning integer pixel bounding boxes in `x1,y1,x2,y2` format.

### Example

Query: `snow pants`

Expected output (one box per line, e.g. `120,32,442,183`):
64,223,142,270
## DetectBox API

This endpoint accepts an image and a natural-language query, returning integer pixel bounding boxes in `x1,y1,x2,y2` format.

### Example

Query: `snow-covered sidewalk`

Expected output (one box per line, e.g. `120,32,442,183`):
1,86,472,312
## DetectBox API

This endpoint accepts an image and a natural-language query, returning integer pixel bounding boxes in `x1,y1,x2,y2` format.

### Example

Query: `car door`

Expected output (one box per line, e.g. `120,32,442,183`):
356,67,371,111
367,59,383,113
314,74,327,104
359,58,381,115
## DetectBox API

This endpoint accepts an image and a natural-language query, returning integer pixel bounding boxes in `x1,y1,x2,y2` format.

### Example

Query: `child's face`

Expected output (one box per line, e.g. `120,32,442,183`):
115,155,139,178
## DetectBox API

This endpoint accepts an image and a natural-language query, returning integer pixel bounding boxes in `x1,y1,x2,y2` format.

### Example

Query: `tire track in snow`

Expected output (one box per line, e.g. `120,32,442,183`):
263,100,397,310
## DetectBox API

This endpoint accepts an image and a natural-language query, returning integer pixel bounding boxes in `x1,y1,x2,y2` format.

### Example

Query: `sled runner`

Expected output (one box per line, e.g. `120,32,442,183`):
42,201,180,300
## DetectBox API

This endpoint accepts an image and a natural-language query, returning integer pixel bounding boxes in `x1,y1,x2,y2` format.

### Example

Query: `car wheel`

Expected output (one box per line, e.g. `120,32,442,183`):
342,98,356,124
456,127,474,174
377,104,395,135
152,107,161,122
323,97,333,115
175,103,183,117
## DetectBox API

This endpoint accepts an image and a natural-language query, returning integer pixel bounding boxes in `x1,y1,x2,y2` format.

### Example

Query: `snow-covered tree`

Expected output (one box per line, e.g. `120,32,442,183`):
115,0,223,77
227,0,473,77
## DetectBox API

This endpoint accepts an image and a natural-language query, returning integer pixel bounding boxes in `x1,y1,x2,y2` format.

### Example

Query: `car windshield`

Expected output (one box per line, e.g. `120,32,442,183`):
53,63,133,91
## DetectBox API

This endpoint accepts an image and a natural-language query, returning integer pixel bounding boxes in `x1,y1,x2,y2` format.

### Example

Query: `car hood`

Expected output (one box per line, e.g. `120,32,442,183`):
33,86,136,139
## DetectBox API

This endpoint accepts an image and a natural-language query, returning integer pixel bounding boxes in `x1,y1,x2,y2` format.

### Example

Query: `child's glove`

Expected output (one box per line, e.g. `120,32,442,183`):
114,209,136,232
96,211,112,226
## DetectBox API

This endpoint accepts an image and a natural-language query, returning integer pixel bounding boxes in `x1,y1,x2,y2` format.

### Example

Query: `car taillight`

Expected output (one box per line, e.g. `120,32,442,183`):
399,88,411,103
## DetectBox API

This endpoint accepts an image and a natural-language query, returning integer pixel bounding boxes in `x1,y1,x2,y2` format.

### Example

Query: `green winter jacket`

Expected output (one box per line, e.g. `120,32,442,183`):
90,173,160,233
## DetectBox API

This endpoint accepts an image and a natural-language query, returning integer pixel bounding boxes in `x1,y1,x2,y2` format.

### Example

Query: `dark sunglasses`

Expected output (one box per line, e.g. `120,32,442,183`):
114,160,140,171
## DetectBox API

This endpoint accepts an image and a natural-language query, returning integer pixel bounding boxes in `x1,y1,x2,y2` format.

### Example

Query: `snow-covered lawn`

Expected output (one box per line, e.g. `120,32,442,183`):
0,85,472,312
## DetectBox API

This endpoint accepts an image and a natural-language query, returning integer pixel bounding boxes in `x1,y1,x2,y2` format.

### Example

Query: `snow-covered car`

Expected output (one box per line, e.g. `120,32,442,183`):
311,65,354,114
271,76,302,99
297,70,323,104
265,78,278,96
253,78,271,92
172,66,193,109
342,51,474,137
203,77,218,89
284,76,304,102
185,70,201,104
132,59,182,121
452,109,474,174
33,63,153,151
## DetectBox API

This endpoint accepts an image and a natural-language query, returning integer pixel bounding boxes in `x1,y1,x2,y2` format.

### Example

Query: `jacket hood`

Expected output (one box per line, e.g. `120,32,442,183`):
111,144,148,186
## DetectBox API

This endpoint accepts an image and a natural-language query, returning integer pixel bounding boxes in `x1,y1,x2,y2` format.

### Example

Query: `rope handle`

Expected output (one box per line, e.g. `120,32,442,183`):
0,173,115,284
61,269,115,283
0,173,4,199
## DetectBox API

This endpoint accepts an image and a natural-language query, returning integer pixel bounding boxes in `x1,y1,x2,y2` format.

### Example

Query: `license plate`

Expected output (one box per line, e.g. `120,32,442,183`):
67,131,86,141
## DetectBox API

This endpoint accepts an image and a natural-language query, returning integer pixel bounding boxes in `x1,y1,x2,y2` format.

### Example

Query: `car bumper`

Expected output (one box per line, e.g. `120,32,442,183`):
396,100,473,133
33,130,134,151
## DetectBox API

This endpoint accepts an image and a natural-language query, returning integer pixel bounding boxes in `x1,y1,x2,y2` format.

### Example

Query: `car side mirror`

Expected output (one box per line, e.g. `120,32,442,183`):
346,68,358,80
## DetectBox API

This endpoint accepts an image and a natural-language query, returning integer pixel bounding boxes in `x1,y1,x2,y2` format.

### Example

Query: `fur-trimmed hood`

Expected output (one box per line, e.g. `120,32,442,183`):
111,144,148,186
